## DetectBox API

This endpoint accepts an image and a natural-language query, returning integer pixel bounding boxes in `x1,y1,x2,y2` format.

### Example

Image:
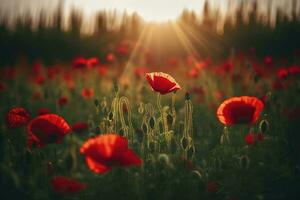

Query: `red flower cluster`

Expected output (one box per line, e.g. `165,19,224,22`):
277,65,300,79
80,134,142,174
27,114,71,148
82,88,94,99
72,57,100,69
51,176,86,195
146,72,181,95
217,96,264,125
6,107,30,129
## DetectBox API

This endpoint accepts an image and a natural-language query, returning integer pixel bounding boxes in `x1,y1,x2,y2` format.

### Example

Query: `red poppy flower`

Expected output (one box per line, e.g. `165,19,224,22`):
82,88,94,99
277,68,289,79
106,53,115,62
58,96,69,106
80,134,142,174
87,57,100,69
245,133,256,145
72,57,87,69
72,121,89,133
217,96,264,125
27,114,71,148
289,65,300,75
6,107,30,129
264,56,273,66
38,108,51,116
51,176,86,195
186,68,199,78
146,72,181,95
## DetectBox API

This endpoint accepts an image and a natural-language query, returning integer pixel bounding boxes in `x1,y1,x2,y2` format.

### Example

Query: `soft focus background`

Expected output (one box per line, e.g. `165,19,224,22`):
0,0,299,66
0,1,300,200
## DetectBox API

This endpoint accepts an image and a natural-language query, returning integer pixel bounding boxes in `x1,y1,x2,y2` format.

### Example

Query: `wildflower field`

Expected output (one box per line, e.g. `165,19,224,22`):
1,0,300,200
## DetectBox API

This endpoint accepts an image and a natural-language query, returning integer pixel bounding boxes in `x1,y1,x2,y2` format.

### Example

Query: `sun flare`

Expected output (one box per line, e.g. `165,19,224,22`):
65,0,205,22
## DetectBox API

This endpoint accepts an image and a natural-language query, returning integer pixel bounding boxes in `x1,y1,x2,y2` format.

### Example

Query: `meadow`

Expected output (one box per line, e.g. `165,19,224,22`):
1,1,300,200
1,50,300,200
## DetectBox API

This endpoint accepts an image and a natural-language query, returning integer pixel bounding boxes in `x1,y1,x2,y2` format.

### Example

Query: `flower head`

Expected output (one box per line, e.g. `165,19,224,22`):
51,176,86,195
6,107,30,129
217,96,264,125
27,114,71,148
146,72,181,95
80,133,141,174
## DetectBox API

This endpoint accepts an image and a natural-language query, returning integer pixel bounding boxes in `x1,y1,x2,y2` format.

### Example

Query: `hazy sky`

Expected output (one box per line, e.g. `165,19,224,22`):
0,0,296,22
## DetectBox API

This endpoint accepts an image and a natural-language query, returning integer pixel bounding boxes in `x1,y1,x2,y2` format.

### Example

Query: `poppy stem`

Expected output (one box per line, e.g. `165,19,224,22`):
157,93,171,150
171,92,177,129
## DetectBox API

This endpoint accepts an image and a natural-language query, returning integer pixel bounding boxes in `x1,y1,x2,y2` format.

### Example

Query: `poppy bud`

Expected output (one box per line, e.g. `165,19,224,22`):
46,161,55,175
94,99,99,107
120,128,125,136
181,137,189,150
95,126,101,134
259,119,269,134
101,97,107,108
114,83,119,93
142,122,148,134
108,112,114,120
149,117,155,129
167,114,173,126
187,145,195,159
138,103,144,114
185,92,190,100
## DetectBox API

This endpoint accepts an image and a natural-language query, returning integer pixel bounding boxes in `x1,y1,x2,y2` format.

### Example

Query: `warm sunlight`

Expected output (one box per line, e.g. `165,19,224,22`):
65,0,205,22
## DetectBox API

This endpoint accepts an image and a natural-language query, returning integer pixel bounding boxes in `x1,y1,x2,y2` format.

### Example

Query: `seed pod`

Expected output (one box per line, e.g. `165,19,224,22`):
259,120,269,134
149,117,155,129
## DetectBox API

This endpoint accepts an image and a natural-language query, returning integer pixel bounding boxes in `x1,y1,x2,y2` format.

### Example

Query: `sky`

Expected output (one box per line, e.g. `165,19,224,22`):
0,0,295,22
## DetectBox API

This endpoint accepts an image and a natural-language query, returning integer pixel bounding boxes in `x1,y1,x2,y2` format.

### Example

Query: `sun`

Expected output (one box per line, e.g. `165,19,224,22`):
65,0,205,22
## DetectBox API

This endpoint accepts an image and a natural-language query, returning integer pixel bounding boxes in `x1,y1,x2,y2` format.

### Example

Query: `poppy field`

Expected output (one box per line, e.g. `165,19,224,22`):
1,51,300,200
1,1,300,200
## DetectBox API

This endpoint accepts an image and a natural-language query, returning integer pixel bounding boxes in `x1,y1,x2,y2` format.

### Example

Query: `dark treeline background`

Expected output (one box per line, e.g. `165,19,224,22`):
0,0,299,66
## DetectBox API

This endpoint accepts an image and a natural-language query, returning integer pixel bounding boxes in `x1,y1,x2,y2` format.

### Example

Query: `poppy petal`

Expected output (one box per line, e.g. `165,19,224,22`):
85,156,112,174
118,149,142,167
